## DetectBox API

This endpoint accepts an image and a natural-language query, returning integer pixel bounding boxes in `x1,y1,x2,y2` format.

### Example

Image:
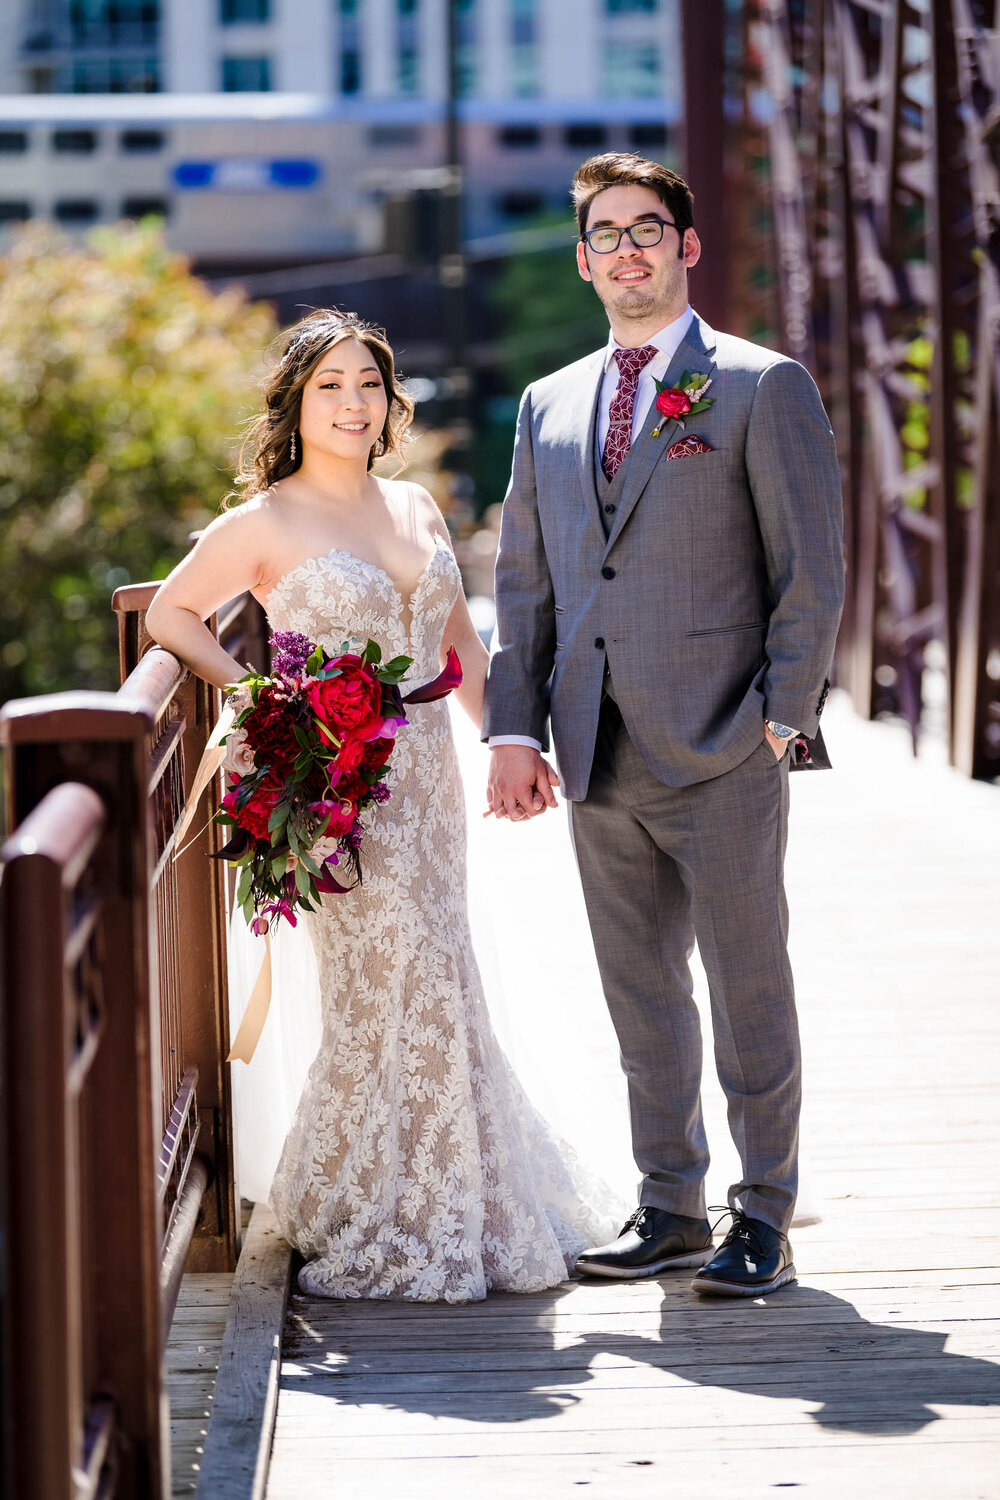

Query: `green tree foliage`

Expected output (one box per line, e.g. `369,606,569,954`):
491,218,609,396
0,221,276,702
473,217,608,509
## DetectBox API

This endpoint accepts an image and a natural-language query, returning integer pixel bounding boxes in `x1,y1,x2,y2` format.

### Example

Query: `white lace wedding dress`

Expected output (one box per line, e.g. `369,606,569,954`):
241,534,617,1303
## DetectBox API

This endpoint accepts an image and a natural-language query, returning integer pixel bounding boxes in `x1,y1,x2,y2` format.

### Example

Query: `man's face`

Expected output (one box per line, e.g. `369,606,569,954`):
576,184,700,326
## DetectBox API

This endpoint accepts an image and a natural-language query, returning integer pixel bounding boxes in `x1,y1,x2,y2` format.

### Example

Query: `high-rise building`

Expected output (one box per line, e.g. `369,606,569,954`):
0,1,682,264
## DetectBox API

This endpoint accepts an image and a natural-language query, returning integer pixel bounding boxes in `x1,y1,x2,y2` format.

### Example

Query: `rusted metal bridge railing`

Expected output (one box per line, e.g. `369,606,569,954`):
0,588,268,1500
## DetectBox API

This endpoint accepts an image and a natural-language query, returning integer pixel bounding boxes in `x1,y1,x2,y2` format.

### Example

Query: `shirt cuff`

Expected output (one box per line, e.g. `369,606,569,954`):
488,735,543,751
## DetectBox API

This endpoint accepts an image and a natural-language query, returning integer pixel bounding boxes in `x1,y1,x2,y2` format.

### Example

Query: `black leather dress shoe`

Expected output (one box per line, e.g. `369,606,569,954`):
575,1208,714,1280
691,1210,795,1296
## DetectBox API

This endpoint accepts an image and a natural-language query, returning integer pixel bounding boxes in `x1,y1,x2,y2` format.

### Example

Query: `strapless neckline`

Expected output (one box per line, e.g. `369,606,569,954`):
265,533,446,615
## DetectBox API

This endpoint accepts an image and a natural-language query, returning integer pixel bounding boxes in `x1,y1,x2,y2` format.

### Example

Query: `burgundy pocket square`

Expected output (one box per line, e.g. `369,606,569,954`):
664,435,713,459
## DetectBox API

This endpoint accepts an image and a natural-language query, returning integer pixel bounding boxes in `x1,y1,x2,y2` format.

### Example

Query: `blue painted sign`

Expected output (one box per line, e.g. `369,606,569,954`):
173,158,321,191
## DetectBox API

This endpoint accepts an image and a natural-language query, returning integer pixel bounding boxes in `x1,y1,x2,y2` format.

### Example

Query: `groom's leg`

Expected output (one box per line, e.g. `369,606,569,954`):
568,701,710,1219
669,741,800,1235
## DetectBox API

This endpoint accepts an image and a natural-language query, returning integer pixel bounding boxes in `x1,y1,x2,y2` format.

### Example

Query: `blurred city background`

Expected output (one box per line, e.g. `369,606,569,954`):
0,0,998,781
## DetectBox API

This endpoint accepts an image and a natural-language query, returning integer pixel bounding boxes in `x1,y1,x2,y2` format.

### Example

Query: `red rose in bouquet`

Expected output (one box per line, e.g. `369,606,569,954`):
223,772,285,842
329,734,366,784
242,685,299,768
307,657,382,738
361,737,395,773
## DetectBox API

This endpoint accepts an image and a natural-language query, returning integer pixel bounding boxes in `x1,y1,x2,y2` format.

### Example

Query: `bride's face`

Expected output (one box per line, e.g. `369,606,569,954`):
297,335,389,463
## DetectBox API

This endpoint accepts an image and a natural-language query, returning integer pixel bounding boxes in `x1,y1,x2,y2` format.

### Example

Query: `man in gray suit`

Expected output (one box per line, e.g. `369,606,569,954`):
483,153,844,1297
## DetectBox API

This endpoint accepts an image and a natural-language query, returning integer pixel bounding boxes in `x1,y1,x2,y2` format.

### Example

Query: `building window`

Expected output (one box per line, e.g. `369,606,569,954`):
629,122,667,148
498,124,541,149
122,195,170,218
339,0,362,95
220,0,269,20
455,0,477,98
0,131,29,153
340,49,361,93
0,202,32,223
565,123,606,148
70,56,160,91
499,190,544,218
68,1,160,47
396,0,419,94
120,128,166,152
369,125,423,147
52,128,98,153
55,198,100,224
510,0,537,97
604,41,659,96
221,55,271,90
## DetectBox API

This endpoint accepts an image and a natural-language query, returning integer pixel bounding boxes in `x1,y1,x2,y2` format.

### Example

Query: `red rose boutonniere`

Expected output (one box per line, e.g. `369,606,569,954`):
650,369,715,438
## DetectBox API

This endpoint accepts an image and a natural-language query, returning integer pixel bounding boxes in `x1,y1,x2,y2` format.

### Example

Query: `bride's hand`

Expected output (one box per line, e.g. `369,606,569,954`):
486,745,560,822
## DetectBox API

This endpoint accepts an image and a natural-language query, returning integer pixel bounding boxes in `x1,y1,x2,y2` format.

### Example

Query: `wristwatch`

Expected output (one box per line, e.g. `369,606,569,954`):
765,719,798,739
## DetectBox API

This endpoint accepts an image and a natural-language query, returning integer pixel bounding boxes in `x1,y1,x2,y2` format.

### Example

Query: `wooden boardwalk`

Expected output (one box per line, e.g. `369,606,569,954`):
258,692,1000,1498
167,1273,234,1496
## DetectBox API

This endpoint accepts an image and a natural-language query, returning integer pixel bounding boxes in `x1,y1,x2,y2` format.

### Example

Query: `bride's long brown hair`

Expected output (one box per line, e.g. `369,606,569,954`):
228,309,415,505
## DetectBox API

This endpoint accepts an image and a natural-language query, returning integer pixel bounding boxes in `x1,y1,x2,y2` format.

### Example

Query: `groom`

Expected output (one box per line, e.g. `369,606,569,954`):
483,153,844,1296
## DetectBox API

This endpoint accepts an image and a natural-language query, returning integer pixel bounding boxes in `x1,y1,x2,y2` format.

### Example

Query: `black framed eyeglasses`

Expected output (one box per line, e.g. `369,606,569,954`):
581,217,682,254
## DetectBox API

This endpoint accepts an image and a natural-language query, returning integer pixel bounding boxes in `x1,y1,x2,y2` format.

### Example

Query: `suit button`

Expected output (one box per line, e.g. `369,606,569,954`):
601,566,616,580
604,503,616,515
594,636,605,650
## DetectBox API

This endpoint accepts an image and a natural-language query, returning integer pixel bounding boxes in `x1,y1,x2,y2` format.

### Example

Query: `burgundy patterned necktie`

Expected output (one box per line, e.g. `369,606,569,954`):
601,344,658,481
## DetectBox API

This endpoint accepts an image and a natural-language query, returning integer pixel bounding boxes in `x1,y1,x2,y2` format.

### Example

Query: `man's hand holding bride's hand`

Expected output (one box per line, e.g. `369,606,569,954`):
486,745,560,822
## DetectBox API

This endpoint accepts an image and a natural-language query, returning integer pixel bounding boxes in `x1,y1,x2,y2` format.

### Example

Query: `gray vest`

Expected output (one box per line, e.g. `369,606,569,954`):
594,436,636,540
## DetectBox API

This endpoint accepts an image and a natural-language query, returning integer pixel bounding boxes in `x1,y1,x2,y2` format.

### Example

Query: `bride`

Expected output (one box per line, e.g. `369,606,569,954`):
146,309,616,1302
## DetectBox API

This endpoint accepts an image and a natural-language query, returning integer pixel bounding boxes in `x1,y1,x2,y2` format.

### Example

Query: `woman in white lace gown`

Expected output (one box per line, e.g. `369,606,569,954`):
147,310,616,1302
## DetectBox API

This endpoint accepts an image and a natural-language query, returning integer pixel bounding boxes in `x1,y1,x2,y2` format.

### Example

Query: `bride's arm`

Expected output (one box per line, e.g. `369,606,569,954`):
413,488,489,727
441,586,489,728
145,505,271,690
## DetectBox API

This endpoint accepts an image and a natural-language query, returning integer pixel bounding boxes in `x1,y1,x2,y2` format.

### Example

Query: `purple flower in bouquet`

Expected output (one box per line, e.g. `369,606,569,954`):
271,630,314,681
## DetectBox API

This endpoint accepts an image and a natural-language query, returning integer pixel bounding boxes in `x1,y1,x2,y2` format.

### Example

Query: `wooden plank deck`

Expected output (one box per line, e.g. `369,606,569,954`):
167,1273,234,1497
263,693,1000,1497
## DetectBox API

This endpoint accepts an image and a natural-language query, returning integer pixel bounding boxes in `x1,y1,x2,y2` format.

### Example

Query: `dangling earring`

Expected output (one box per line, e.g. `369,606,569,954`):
289,430,297,463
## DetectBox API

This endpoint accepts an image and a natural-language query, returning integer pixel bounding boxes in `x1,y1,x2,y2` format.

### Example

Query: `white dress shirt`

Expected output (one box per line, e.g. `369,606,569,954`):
490,307,695,753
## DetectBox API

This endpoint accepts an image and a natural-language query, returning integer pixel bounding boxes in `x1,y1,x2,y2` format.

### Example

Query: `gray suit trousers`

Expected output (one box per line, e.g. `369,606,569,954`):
568,696,800,1233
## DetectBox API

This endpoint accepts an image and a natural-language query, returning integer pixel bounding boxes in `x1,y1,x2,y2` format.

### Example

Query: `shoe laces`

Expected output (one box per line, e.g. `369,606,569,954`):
619,1207,654,1239
708,1205,769,1259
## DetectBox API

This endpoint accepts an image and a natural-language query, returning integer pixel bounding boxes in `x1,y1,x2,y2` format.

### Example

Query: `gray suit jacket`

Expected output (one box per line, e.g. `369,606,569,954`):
482,312,845,801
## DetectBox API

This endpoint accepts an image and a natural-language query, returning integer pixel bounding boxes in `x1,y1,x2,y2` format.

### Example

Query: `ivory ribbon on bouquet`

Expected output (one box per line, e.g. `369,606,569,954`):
172,700,236,853
227,931,272,1064
169,699,275,1062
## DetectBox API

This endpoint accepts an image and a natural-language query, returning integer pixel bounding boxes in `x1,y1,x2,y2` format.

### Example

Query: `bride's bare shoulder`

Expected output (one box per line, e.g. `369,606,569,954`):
384,475,451,539
202,490,283,551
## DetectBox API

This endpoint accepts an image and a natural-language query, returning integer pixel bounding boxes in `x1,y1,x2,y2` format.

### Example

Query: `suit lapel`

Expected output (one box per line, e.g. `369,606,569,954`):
575,349,608,524
603,313,718,554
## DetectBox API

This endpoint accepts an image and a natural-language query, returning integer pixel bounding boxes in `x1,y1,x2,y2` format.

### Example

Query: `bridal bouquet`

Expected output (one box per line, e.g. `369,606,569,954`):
216,630,461,932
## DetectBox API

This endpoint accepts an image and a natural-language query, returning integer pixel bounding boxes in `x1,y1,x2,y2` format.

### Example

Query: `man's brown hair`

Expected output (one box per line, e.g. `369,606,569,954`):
571,152,695,237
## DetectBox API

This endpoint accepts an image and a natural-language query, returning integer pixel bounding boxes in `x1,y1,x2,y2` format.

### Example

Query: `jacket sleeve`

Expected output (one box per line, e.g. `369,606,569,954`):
744,357,845,737
481,387,557,747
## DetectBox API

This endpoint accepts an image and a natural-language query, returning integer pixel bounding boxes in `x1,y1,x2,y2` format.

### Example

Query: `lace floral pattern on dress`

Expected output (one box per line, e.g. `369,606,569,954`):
264,538,615,1302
